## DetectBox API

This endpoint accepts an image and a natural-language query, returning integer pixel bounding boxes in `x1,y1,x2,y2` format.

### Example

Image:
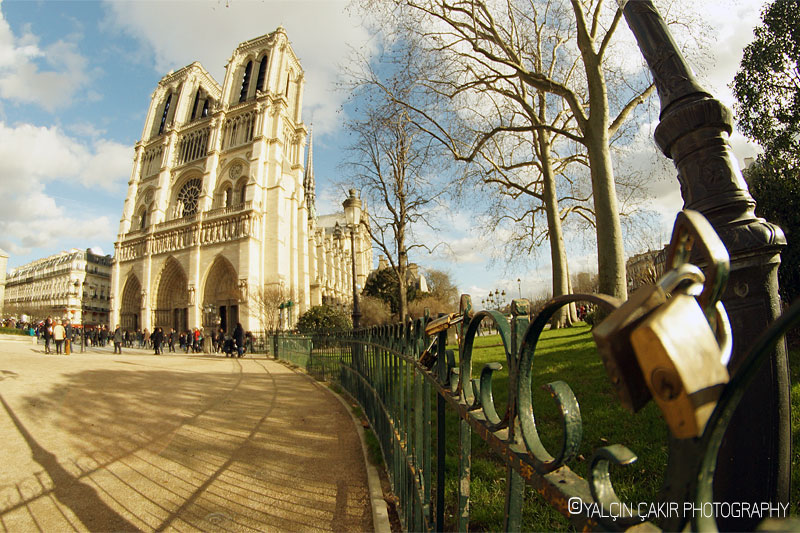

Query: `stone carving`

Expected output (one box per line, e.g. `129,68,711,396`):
230,162,243,179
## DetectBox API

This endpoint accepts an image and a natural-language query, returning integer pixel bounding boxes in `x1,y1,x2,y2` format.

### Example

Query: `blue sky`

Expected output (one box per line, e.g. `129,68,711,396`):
0,0,769,303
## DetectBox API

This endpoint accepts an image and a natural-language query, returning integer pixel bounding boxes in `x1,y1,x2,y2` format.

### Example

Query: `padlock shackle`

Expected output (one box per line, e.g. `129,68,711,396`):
665,210,730,313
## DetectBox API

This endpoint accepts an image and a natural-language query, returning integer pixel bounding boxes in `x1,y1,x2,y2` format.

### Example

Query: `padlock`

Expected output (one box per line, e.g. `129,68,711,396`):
593,264,705,412
630,292,730,439
419,313,463,369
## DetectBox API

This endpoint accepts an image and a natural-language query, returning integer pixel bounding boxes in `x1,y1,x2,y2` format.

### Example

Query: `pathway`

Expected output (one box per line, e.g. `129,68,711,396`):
0,338,375,532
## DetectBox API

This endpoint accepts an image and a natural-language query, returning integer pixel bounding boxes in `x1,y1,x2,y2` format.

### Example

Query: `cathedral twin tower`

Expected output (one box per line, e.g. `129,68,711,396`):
110,28,372,333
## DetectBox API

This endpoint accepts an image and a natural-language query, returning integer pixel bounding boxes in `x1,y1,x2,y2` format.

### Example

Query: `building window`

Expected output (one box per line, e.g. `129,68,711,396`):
256,56,268,92
158,93,172,134
176,178,202,217
191,89,200,120
202,98,210,117
224,187,233,208
239,61,253,102
139,207,147,230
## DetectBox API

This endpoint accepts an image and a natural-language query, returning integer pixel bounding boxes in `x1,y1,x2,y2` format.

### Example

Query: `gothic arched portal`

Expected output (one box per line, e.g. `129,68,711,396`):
154,258,188,332
202,256,239,333
120,275,141,331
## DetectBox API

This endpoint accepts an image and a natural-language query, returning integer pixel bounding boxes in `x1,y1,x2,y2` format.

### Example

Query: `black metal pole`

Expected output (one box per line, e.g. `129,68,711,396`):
622,1,789,529
350,228,361,329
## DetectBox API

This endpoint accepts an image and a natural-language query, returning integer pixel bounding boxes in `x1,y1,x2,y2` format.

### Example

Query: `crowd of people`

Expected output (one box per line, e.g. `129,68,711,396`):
2,316,253,357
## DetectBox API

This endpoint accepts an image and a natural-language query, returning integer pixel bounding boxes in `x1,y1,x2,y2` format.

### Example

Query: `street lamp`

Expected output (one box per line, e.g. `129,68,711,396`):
343,189,362,329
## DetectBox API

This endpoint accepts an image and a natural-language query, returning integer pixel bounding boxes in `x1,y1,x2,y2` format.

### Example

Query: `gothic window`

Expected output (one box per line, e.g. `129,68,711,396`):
176,178,202,217
139,207,147,230
158,93,172,134
256,56,268,92
285,72,291,97
240,184,246,205
224,187,232,208
202,98,210,117
191,89,200,120
239,61,253,102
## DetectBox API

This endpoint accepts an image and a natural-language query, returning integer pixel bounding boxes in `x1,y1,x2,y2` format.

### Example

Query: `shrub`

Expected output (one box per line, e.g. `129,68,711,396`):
296,305,352,334
359,295,393,327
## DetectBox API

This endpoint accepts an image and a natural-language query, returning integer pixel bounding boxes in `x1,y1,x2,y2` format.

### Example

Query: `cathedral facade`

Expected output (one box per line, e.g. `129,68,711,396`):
110,28,371,334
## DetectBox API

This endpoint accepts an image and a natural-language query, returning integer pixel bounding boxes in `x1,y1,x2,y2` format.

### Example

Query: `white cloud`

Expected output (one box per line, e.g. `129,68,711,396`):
100,0,374,136
0,121,128,259
0,190,114,257
0,2,93,111
0,122,130,190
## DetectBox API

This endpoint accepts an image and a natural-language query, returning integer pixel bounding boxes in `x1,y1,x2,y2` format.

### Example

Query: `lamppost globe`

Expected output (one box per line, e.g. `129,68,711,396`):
343,189,362,227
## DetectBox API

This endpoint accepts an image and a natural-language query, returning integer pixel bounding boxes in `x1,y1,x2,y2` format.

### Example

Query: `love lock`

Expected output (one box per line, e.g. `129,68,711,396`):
629,210,732,439
593,263,706,412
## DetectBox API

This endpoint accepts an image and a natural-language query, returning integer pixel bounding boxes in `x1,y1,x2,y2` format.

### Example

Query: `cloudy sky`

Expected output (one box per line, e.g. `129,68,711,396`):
0,0,769,302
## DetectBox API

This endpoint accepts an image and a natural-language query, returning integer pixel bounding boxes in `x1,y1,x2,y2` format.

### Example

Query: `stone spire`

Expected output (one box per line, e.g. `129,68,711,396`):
304,126,316,219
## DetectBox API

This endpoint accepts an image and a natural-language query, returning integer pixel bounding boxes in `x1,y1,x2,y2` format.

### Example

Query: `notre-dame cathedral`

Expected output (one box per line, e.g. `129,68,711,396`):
110,28,372,333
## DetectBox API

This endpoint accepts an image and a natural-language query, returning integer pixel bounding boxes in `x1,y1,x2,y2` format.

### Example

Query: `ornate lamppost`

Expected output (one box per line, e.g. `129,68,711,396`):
343,189,362,329
621,1,789,525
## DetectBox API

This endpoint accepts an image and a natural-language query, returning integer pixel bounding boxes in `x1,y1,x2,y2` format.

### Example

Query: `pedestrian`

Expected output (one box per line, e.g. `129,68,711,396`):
113,324,123,354
168,328,176,352
216,328,225,354
143,328,151,349
233,322,245,358
53,319,66,355
43,316,53,354
152,327,164,355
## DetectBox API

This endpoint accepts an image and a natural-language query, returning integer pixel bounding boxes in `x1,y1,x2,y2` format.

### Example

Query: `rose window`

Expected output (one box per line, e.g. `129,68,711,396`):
176,178,202,217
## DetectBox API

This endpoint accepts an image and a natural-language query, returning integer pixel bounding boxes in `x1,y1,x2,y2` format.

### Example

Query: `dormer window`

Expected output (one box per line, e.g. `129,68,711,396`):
239,61,253,102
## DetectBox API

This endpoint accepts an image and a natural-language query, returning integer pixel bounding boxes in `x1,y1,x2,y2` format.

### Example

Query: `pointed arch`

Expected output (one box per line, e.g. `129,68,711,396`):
256,55,268,92
154,257,189,331
202,255,239,331
120,274,142,331
158,92,172,135
239,60,253,102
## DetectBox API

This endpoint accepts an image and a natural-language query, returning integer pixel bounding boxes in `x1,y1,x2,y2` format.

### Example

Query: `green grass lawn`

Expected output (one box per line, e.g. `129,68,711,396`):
430,324,800,531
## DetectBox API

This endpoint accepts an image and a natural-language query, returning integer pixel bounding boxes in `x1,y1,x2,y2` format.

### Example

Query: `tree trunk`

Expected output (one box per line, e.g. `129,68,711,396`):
540,132,573,329
584,56,628,301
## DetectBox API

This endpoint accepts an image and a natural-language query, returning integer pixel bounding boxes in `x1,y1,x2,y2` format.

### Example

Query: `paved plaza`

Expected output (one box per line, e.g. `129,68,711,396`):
0,336,377,532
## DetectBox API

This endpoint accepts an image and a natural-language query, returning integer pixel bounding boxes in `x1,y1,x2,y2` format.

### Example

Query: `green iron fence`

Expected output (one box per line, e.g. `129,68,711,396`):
270,297,799,532
268,211,799,531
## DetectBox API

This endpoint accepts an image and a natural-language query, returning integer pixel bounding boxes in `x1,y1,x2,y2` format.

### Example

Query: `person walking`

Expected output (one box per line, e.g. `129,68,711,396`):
53,319,66,355
113,324,123,354
152,327,164,355
168,328,176,352
233,322,245,358
43,316,53,354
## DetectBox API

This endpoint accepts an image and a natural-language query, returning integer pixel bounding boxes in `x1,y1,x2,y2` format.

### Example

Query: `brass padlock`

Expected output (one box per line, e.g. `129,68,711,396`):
419,313,463,369
593,264,705,412
630,293,731,439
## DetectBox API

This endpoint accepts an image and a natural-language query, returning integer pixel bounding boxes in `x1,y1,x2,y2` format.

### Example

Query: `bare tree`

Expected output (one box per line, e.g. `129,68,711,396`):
352,0,685,303
340,48,451,321
249,283,287,332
